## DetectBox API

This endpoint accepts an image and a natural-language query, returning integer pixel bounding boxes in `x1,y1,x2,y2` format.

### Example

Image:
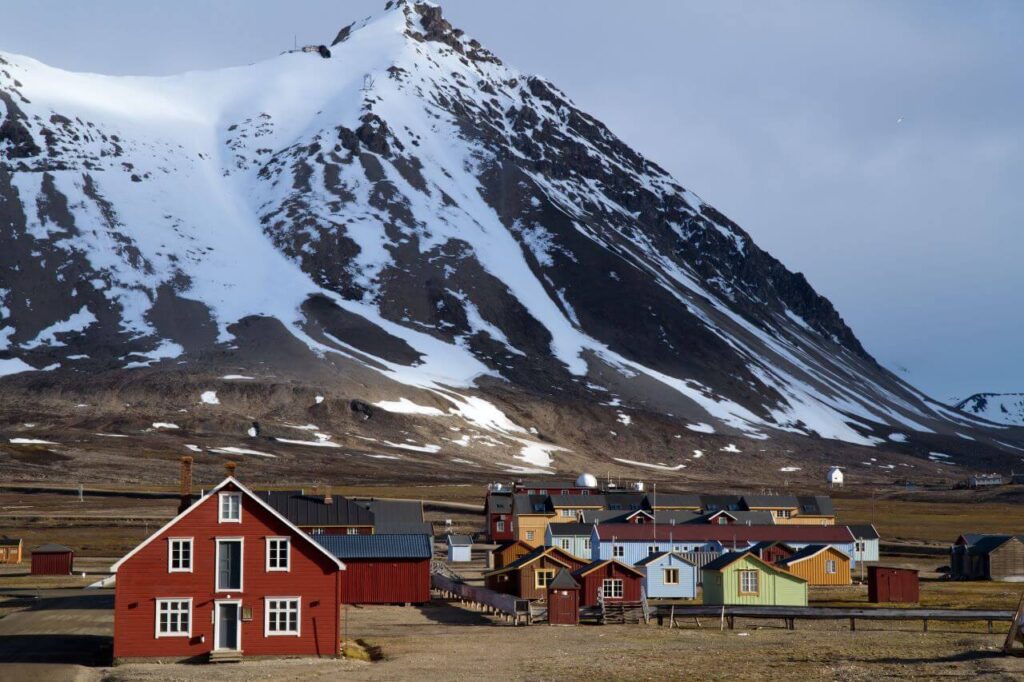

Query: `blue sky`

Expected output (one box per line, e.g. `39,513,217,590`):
2,0,1021,401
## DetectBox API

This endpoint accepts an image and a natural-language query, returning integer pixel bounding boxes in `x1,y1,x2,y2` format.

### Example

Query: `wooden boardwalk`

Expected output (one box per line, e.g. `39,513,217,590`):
431,574,530,625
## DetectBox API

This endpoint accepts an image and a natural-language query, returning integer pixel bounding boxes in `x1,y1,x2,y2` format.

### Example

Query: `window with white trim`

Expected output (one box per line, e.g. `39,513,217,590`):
526,531,535,541
739,570,759,595
496,520,505,532
855,541,866,553
602,579,623,599
663,568,680,585
265,598,300,636
267,537,290,572
584,538,592,551
168,538,192,573
346,527,359,536
825,559,837,574
559,538,571,551
219,493,241,522
776,509,792,519
156,599,191,637
613,545,624,558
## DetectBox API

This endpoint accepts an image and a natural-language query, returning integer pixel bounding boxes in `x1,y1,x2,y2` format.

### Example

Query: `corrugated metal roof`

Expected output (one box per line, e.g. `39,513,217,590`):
32,543,73,553
742,495,799,509
547,523,594,536
260,490,375,526
593,523,855,543
848,524,880,540
313,533,432,559
446,534,473,546
357,499,424,525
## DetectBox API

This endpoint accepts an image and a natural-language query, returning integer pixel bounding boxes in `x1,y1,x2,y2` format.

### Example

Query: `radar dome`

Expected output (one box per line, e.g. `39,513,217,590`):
575,472,599,489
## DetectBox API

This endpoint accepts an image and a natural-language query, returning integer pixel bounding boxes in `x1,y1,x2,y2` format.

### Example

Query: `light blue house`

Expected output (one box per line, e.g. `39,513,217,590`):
635,552,697,599
545,523,593,560
849,524,881,563
590,526,719,564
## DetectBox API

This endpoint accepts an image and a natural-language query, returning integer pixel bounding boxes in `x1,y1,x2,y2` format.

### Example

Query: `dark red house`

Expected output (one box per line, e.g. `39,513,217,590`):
486,492,514,543
111,478,345,662
572,560,644,607
313,534,431,604
750,541,796,565
30,543,74,575
868,566,919,603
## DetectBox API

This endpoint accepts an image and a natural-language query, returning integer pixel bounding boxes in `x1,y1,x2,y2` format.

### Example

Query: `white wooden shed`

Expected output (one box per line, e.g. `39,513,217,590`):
446,534,473,562
827,466,844,488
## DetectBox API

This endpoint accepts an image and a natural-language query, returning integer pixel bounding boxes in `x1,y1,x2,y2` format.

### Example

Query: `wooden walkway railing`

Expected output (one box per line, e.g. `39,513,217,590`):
431,574,531,625
649,604,1014,633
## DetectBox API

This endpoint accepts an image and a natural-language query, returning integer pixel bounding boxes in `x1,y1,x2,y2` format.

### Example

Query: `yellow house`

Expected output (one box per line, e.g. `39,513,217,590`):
513,495,605,545
741,495,835,526
0,538,23,564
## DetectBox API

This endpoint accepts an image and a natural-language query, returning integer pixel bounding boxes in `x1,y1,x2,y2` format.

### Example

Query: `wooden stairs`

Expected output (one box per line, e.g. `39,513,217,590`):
208,650,242,664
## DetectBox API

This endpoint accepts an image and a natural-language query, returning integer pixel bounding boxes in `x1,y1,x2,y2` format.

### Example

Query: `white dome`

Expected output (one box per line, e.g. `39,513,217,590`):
575,472,599,488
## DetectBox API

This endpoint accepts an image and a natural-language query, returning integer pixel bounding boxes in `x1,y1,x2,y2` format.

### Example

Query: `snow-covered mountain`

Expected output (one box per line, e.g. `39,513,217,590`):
0,0,1020,477
955,394,1024,427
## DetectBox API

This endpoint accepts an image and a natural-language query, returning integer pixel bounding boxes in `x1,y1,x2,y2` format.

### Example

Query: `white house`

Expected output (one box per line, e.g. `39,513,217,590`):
827,467,844,488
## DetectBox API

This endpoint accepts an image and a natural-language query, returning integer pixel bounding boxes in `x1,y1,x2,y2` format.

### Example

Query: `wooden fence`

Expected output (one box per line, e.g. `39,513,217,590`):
431,574,530,625
649,604,1014,633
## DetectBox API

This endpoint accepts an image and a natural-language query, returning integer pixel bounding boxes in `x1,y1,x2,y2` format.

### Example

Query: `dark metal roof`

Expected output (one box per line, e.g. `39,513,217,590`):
357,499,424,525
547,523,594,536
579,510,632,523
777,544,831,566
513,494,551,515
446,534,473,546
549,568,580,589
848,524,880,540
549,494,607,507
797,495,835,516
487,494,513,514
700,495,744,511
647,493,702,508
602,492,647,510
634,551,695,567
259,490,375,527
742,495,799,509
313,533,432,560
966,534,1024,555
0,538,21,546
32,543,73,553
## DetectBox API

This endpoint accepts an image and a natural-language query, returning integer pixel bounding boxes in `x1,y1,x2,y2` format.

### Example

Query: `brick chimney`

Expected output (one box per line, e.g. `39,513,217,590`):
178,456,193,515
225,461,237,479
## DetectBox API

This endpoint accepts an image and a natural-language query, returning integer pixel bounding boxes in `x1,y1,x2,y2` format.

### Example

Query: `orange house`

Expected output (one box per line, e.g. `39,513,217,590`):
776,545,851,585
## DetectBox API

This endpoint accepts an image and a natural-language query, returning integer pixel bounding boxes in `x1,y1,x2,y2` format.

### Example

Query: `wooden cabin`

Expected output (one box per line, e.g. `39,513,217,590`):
951,534,1024,581
314,534,431,604
0,538,22,564
31,544,74,575
491,540,534,570
545,523,594,560
776,544,851,586
701,551,807,606
546,569,581,625
484,546,587,600
849,524,881,563
868,566,919,603
572,560,645,607
635,552,697,599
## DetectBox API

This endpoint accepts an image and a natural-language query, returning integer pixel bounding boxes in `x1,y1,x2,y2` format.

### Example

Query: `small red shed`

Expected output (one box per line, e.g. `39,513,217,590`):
547,569,580,625
868,566,919,603
313,534,432,604
31,543,74,575
572,560,645,607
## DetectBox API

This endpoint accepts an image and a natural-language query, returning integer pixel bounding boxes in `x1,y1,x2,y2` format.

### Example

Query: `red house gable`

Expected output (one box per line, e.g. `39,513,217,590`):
112,478,344,662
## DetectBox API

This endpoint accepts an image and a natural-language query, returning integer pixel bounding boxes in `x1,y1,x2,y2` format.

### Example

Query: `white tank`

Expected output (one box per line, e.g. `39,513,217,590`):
575,472,599,489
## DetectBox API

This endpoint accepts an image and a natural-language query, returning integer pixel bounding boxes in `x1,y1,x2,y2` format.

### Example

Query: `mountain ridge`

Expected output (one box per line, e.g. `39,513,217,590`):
1,1,1021,483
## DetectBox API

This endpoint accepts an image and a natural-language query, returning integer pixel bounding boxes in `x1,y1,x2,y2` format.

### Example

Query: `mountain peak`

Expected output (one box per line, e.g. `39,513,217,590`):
332,1,500,64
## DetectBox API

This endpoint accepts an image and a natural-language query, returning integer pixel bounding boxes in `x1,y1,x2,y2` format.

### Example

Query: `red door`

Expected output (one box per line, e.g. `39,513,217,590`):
548,589,579,625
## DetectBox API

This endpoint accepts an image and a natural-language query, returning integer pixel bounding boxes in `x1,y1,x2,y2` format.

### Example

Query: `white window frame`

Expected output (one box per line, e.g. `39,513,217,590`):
167,537,193,573
213,599,242,651
264,597,301,636
613,545,624,558
825,559,837,574
739,570,759,595
215,537,245,592
559,538,571,551
219,492,242,523
648,545,659,556
155,598,192,638
663,568,680,585
495,520,505,533
266,537,290,572
346,527,359,536
602,579,624,599
525,531,535,541
584,538,592,551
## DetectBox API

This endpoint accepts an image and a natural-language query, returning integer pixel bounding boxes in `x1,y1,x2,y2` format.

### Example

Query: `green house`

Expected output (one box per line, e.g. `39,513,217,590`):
701,551,807,606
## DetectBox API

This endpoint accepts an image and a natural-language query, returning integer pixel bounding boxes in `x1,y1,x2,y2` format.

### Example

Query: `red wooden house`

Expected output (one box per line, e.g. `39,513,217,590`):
749,541,796,565
572,560,645,607
484,546,588,600
31,543,74,575
314,534,431,605
111,477,345,662
486,492,515,543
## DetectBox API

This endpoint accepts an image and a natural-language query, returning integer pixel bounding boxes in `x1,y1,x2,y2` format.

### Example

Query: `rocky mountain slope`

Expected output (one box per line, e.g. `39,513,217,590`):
955,394,1024,427
1,1,1021,485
